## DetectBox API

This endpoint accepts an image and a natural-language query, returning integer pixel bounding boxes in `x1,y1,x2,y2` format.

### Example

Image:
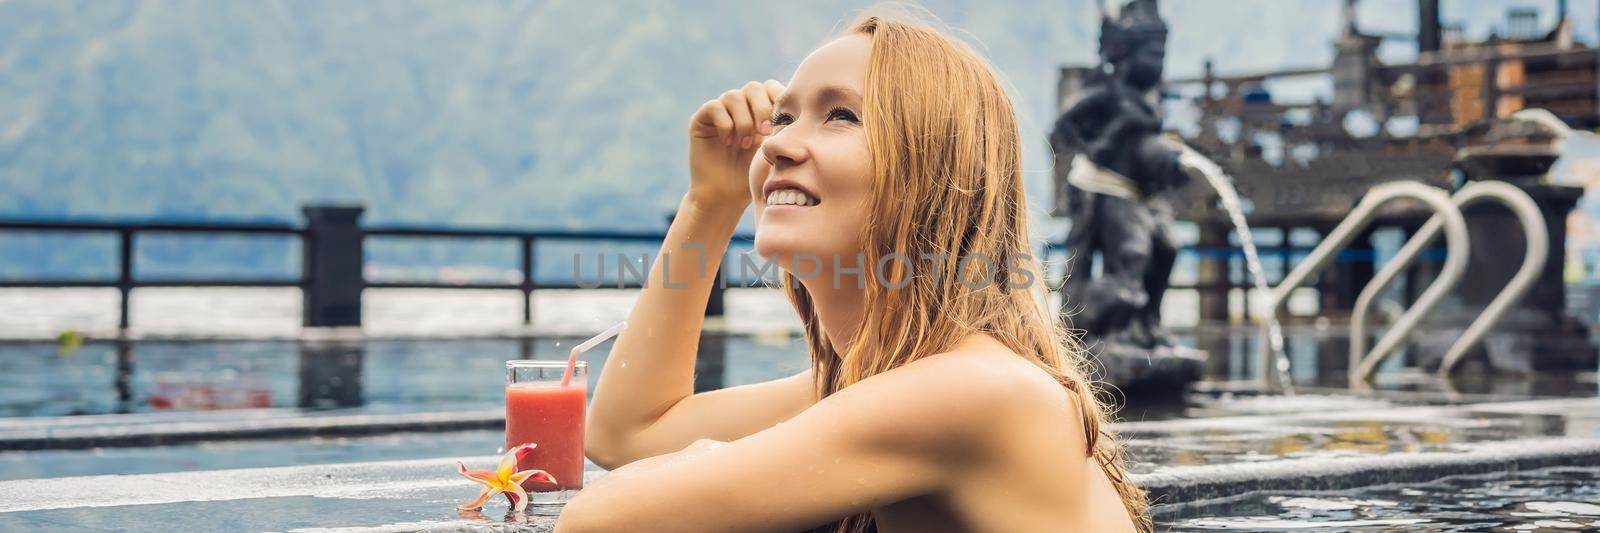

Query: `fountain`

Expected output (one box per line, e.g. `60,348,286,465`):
1048,0,1208,392
1173,142,1294,393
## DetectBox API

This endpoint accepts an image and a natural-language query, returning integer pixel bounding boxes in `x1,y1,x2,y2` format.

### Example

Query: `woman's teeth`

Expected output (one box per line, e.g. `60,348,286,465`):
766,188,819,207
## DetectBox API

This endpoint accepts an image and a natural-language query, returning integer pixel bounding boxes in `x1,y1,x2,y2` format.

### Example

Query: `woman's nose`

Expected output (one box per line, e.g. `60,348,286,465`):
760,128,809,168
748,153,772,188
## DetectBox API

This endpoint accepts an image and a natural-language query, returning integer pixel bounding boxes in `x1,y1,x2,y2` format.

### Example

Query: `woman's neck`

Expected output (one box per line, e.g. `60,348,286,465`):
799,269,866,356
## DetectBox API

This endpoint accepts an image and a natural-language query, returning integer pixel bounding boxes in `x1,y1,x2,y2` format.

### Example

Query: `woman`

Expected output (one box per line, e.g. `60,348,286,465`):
556,13,1150,533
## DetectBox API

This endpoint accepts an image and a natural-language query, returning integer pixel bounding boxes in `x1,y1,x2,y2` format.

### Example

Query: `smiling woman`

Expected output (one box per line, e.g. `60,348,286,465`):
566,10,1149,533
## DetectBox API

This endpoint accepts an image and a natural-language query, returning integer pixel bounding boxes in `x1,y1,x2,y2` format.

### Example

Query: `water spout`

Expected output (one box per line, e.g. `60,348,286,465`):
1169,137,1295,394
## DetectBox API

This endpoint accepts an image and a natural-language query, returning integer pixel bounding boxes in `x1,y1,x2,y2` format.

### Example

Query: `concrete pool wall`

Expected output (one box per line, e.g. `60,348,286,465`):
0,396,1595,531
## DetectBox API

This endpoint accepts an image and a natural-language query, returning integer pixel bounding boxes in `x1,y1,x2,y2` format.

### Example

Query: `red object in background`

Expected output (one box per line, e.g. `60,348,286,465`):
148,382,272,411
504,381,587,491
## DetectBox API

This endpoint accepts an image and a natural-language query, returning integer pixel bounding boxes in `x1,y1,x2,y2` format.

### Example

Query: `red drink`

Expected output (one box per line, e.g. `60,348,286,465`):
505,381,587,491
505,359,588,505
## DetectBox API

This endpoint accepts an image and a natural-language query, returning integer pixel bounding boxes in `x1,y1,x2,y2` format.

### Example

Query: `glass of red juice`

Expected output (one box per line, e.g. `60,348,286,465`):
505,359,587,508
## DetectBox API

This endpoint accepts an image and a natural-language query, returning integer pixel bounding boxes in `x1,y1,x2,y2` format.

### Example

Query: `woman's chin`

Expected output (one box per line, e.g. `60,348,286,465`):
754,238,814,274
752,246,798,272
754,231,796,258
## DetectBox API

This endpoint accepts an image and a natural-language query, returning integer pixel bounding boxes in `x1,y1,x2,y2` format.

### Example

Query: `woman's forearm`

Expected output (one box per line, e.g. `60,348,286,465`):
584,193,743,468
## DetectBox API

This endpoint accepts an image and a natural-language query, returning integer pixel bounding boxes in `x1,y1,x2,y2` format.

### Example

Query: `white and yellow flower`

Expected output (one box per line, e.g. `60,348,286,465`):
455,443,557,513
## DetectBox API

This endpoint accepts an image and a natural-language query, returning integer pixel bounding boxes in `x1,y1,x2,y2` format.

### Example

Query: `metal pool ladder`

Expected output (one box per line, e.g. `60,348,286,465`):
1259,181,1471,389
1348,181,1548,380
1257,110,1566,388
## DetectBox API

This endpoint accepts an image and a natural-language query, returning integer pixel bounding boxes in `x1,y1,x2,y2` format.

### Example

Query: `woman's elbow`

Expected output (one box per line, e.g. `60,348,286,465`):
584,447,627,472
583,427,637,471
552,493,609,533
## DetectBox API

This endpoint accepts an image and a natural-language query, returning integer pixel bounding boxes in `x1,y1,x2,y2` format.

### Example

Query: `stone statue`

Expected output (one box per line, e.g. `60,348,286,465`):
1051,0,1199,385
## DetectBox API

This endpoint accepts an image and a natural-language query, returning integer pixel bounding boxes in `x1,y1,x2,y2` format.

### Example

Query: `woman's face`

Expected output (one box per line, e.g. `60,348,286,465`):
749,35,873,278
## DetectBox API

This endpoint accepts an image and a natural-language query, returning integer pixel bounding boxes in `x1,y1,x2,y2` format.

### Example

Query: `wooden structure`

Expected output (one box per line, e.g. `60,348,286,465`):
1055,0,1600,325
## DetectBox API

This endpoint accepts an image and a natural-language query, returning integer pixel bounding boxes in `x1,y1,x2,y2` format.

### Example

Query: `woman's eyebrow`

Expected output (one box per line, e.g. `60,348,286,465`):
816,85,863,104
773,84,863,111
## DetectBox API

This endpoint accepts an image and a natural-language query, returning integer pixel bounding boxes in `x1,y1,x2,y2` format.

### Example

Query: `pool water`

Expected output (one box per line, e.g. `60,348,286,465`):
1,329,1596,532
0,430,502,481
1160,466,1600,531
4,328,1594,418
0,333,810,417
1118,393,1600,473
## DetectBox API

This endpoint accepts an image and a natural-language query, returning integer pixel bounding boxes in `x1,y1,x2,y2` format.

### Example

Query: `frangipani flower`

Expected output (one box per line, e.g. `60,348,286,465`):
456,443,558,513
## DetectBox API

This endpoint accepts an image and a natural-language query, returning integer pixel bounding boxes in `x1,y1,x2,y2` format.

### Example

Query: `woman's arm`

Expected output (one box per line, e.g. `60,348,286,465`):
585,80,811,470
557,353,1026,533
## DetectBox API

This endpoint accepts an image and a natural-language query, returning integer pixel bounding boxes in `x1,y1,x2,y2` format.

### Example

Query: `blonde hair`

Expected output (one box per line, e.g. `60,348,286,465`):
780,13,1152,533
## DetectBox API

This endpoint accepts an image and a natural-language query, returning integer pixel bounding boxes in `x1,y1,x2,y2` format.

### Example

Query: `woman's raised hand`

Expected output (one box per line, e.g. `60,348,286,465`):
687,79,785,212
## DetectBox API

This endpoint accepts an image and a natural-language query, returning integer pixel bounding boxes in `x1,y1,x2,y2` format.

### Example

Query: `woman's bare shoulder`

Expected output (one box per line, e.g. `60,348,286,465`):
871,336,1072,441
906,336,1094,460
907,335,1069,404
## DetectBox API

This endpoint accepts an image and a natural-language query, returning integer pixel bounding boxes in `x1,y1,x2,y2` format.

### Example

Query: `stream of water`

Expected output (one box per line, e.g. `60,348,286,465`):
1175,142,1295,393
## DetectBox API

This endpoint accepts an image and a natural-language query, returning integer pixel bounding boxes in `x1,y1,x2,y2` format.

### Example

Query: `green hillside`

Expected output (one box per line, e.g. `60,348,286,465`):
0,0,1098,230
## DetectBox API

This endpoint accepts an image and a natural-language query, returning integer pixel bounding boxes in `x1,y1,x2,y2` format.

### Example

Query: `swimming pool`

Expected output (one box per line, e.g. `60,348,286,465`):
3,326,1592,418
1160,466,1600,531
0,329,1595,531
0,333,810,417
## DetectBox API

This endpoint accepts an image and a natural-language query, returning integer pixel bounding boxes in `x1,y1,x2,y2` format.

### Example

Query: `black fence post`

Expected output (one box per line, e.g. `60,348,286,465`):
521,235,536,325
693,330,727,392
302,205,366,328
116,228,134,332
706,252,726,318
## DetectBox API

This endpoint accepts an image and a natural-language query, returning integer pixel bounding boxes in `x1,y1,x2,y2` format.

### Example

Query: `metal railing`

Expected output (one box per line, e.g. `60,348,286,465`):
1259,181,1472,388
1349,181,1548,380
0,212,1379,336
0,219,303,329
0,216,780,331
361,225,759,324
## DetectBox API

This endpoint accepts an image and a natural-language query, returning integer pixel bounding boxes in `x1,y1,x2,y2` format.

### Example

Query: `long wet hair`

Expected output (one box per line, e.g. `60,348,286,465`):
780,13,1153,533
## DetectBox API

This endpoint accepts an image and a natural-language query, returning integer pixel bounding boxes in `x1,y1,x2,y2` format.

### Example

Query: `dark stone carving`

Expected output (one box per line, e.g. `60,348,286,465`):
1050,0,1201,390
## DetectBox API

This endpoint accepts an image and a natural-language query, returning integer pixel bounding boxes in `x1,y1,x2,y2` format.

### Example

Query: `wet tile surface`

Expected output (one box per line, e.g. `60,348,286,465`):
1120,396,1600,474
0,430,502,481
1160,466,1600,531
0,455,606,532
0,397,1594,532
0,331,1596,531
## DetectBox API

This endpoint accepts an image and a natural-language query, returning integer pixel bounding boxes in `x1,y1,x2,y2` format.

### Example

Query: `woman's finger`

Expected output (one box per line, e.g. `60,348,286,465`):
763,79,785,103
719,89,753,149
692,99,733,142
743,81,774,137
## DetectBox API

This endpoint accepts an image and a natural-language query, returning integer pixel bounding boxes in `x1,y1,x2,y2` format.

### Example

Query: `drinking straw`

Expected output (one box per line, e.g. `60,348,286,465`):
562,321,627,387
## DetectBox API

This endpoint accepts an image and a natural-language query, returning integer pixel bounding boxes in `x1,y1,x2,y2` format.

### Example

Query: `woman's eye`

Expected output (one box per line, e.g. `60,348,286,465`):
770,113,794,127
827,108,860,123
